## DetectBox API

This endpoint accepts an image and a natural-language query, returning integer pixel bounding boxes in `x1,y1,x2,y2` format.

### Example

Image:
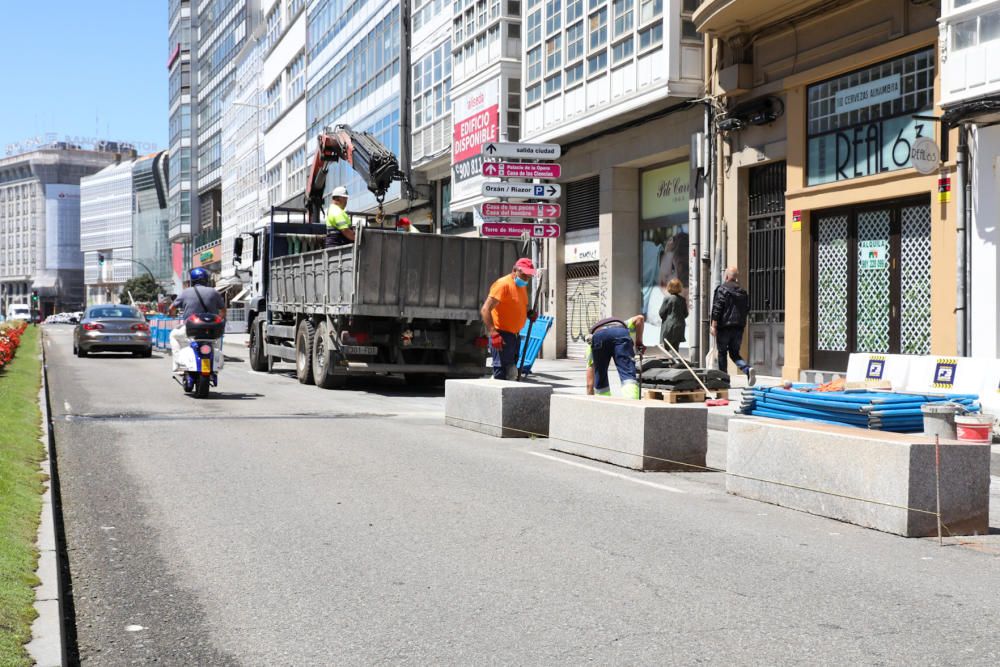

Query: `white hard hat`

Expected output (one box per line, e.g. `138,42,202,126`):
331,186,349,198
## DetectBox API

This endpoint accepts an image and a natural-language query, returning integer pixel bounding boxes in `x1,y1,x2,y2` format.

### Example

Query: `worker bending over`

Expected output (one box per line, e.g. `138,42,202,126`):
586,315,645,399
325,186,355,247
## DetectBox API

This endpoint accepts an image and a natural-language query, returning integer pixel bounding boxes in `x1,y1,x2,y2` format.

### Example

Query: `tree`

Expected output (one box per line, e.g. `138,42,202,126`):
119,274,161,303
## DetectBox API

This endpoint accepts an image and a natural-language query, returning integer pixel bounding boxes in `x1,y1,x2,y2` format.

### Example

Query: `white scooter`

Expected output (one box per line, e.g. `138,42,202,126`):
172,314,225,398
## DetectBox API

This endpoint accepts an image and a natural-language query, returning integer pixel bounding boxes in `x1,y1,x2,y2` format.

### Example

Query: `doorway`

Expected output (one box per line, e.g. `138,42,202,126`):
811,197,932,370
747,161,786,377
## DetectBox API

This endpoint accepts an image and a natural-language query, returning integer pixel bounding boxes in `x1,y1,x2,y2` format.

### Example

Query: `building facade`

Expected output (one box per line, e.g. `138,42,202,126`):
522,0,704,359
939,0,1000,358
81,160,136,304
132,152,173,294
0,146,119,316
168,0,198,291
695,0,949,380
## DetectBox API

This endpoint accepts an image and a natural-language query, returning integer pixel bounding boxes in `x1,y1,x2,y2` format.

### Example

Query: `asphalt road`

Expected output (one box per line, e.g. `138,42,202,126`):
43,325,1000,665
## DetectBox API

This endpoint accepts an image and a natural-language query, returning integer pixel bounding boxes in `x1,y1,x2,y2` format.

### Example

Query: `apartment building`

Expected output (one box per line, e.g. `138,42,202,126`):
521,0,704,359
168,0,198,291
695,0,946,379
939,0,1000,358
132,152,173,295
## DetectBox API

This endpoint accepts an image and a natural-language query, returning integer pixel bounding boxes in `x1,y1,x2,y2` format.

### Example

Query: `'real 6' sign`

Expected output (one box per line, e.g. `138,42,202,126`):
452,81,499,201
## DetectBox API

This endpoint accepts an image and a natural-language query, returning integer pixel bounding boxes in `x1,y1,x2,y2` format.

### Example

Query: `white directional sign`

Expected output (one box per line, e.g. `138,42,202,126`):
480,202,561,218
482,141,561,160
482,161,561,178
482,222,561,238
481,182,561,199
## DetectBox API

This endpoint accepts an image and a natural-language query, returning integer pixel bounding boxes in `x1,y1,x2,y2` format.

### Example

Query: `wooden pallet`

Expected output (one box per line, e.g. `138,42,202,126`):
642,388,729,403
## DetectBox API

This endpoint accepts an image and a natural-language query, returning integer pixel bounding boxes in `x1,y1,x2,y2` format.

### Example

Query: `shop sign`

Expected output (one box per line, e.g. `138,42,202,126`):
858,239,888,271
193,245,221,268
566,240,599,263
910,136,940,175
808,116,929,185
641,161,690,223
835,75,901,114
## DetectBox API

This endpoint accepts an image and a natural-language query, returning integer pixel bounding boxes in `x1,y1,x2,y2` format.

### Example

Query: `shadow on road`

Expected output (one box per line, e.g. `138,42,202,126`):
191,392,264,401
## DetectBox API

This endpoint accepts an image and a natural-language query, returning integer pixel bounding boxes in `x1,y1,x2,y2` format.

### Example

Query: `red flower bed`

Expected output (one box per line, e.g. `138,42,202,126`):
0,321,27,370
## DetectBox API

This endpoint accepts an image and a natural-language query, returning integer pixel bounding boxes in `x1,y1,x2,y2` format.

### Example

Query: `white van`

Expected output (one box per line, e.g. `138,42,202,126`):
7,303,31,321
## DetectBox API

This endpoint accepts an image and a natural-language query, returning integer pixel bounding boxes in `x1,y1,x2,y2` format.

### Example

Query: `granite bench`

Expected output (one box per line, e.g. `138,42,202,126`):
445,379,552,438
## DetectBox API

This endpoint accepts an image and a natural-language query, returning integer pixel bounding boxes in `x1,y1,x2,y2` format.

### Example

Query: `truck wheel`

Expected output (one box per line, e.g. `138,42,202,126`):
295,320,315,385
312,321,347,389
249,319,269,372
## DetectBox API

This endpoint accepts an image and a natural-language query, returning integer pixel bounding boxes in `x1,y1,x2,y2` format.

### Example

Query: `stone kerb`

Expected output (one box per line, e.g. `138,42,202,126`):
445,379,553,438
727,419,991,537
548,395,708,471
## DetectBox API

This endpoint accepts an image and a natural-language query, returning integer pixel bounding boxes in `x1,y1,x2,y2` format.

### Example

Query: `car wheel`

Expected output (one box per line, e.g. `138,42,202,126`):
295,320,315,385
312,321,347,389
142,348,153,358
76,345,88,358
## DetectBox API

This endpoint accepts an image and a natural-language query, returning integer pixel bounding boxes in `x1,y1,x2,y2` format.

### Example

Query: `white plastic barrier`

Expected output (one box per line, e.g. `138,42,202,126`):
845,353,912,388
904,355,988,397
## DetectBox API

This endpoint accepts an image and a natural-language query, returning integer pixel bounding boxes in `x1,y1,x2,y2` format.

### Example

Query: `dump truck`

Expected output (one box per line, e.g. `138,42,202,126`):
235,209,521,387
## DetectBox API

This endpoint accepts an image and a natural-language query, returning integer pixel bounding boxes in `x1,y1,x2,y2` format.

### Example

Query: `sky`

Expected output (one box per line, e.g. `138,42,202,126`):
0,1,168,157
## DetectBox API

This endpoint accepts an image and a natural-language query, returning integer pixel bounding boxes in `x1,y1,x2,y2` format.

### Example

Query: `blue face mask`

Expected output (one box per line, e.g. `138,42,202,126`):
514,277,529,287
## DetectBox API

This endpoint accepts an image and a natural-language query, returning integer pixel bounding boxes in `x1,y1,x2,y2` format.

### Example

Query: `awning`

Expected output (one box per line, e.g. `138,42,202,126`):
31,274,58,295
214,277,243,293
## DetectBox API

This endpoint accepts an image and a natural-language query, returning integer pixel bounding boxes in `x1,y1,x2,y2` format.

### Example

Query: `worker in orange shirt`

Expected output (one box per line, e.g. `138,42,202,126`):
480,258,537,380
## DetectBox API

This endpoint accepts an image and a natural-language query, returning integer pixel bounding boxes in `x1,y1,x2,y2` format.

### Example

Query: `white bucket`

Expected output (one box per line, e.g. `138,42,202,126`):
954,414,994,443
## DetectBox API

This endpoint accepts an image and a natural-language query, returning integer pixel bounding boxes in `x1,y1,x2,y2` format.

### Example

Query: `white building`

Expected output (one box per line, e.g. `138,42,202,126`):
221,34,265,287
261,0,308,215
940,0,1000,357
80,160,136,305
521,0,703,358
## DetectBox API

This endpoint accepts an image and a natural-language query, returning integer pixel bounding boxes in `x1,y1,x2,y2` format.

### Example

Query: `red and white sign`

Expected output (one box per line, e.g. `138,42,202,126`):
452,81,500,202
482,161,562,179
481,222,561,238
480,202,561,218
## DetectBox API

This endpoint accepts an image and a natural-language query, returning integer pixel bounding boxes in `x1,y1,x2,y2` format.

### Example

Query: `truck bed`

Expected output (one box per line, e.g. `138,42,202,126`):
269,229,522,320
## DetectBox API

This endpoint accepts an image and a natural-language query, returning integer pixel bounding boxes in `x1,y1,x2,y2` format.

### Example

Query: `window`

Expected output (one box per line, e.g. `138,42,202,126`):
526,83,541,104
589,8,607,50
560,21,582,62
265,78,282,125
265,4,282,51
612,36,633,63
266,165,282,206
286,51,305,101
681,0,699,41
567,0,583,22
508,0,521,15
638,22,661,50
285,146,307,197
491,0,500,19
454,17,463,42
566,62,584,86
640,0,662,24
613,0,633,37
527,10,542,45
545,0,561,34
545,73,562,96
546,34,562,71
287,0,304,17
527,46,542,80
954,10,1000,50
477,0,487,28
413,41,452,130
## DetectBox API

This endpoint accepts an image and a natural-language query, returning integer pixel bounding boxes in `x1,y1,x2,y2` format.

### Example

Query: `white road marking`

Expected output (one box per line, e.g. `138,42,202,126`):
526,451,685,494
64,401,71,412
125,625,145,632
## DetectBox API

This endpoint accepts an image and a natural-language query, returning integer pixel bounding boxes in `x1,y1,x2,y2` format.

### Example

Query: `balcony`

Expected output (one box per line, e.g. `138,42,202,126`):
193,226,221,252
940,0,1000,109
693,0,831,37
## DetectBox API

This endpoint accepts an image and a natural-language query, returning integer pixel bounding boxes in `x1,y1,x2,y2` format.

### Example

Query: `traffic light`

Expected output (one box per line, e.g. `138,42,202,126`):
97,253,105,266
31,290,38,305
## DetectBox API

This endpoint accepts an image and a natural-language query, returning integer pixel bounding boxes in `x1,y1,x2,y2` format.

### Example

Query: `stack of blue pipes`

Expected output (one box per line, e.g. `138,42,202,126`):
739,387,980,433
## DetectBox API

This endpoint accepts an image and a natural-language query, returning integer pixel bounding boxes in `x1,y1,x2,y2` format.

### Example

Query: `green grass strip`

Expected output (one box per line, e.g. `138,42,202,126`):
0,326,44,667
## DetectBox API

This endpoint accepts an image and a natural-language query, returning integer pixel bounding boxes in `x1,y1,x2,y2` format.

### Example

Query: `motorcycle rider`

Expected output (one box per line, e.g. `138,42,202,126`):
169,267,227,372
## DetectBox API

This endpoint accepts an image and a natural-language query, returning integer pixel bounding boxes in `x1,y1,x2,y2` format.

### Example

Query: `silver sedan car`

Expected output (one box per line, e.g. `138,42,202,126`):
73,304,153,358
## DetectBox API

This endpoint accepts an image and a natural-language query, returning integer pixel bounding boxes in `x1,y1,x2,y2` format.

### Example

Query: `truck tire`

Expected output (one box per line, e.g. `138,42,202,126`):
249,319,269,372
296,319,315,385
312,321,347,389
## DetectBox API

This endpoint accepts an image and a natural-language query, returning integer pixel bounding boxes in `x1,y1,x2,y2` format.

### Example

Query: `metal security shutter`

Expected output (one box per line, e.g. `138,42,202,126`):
565,176,599,232
565,261,600,359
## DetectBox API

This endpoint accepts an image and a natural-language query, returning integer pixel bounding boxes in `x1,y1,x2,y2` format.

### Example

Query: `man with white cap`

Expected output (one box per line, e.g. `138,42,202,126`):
480,258,538,380
325,186,355,248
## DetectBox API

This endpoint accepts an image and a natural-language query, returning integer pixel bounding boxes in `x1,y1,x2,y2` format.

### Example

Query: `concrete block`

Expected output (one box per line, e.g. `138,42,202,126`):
445,379,552,438
548,395,707,471
727,419,991,537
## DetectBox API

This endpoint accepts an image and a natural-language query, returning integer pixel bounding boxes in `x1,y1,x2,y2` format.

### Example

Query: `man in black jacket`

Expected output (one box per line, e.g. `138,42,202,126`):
710,267,756,386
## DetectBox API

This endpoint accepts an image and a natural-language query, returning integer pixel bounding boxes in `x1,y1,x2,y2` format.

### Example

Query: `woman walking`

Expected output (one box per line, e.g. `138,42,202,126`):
658,278,687,359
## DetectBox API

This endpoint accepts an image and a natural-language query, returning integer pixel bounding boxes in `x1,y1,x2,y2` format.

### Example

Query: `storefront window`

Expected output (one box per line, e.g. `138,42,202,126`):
806,48,935,186
639,161,690,348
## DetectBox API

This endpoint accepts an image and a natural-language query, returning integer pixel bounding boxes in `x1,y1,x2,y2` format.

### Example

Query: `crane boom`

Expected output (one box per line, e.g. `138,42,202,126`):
303,124,401,224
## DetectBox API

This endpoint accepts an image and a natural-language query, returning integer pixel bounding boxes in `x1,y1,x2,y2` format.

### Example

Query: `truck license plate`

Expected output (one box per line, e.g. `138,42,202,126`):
343,345,378,356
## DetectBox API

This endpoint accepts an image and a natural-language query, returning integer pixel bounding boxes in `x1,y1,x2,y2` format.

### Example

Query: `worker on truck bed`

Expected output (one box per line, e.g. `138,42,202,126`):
585,315,645,399
325,186,355,248
481,258,537,380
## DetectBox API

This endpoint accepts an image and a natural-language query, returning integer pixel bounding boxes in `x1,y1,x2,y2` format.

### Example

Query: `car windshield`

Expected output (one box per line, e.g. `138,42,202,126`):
88,307,141,319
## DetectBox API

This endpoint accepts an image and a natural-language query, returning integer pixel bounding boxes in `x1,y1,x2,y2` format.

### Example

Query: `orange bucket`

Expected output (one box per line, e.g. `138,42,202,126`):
955,414,994,443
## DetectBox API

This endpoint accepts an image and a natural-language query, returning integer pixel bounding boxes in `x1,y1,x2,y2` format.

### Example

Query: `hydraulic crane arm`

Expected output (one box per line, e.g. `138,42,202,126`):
303,124,401,224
